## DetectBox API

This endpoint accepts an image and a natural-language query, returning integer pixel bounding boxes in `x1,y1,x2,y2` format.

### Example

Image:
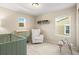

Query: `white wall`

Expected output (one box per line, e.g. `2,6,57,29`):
76,4,79,51
0,7,34,33
35,6,76,47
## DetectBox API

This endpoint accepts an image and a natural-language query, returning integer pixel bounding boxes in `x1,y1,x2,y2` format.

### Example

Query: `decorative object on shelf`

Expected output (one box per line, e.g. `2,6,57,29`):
37,20,50,24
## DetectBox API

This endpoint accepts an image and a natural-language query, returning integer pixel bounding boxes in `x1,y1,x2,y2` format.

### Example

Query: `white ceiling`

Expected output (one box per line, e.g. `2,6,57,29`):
0,3,75,16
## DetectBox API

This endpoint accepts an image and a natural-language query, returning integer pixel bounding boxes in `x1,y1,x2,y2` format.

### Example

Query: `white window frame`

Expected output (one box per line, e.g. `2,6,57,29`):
55,16,71,37
64,24,71,36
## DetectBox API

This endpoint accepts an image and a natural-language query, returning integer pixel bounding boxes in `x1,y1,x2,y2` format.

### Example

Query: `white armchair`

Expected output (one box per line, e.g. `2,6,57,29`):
32,29,44,43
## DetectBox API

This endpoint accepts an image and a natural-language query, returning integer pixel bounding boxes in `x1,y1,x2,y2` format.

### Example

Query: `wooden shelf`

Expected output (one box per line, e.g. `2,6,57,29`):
37,20,49,24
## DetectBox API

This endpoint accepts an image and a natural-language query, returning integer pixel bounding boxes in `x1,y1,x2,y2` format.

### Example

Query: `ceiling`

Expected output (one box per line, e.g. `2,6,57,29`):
0,3,75,16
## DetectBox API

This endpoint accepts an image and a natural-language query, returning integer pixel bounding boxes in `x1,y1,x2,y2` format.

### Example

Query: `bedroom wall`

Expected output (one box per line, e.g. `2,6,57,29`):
0,7,34,33
35,6,76,47
76,4,79,51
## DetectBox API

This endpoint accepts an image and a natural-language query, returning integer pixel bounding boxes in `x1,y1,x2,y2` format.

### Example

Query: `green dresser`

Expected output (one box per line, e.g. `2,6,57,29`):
14,31,31,42
0,34,26,55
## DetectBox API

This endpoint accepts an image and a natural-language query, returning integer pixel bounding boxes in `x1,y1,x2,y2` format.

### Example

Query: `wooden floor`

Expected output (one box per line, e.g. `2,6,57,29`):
27,43,79,55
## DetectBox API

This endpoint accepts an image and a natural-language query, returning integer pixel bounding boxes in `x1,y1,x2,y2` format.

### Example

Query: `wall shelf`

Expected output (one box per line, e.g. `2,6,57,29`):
37,20,49,24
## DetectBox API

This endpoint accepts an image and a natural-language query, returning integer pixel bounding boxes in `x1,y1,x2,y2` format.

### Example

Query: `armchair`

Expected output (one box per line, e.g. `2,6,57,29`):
32,29,44,43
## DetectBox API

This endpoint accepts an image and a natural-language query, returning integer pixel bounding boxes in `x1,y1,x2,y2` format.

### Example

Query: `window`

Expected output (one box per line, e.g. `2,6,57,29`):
64,24,70,36
16,17,31,31
55,16,71,36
